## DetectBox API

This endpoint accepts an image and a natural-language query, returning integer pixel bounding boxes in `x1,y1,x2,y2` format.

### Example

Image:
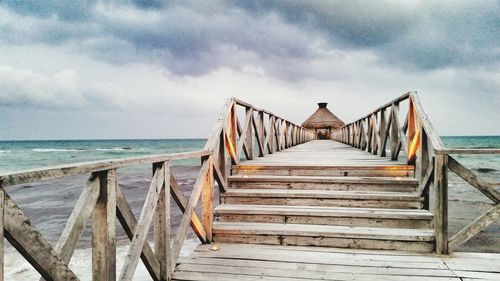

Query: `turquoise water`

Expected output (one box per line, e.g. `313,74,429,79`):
442,136,500,149
0,136,498,174
442,136,500,176
0,139,206,173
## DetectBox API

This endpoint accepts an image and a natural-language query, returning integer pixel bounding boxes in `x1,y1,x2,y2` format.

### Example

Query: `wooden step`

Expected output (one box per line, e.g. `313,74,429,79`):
213,222,434,251
233,164,414,177
214,204,433,229
221,189,424,209
228,175,418,192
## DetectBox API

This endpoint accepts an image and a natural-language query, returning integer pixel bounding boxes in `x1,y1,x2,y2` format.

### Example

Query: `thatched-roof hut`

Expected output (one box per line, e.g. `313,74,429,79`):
302,102,345,139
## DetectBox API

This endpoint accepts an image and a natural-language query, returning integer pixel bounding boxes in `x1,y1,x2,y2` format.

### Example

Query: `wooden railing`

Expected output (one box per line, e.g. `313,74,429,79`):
332,91,500,254
0,97,314,281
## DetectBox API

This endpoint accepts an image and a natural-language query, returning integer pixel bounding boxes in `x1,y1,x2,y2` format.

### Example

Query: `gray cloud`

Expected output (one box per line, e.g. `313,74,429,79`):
234,0,500,70
1,0,498,79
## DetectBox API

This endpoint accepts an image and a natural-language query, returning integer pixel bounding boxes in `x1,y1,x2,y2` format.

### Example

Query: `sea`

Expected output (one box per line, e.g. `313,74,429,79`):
0,137,498,248
0,137,499,173
0,138,207,173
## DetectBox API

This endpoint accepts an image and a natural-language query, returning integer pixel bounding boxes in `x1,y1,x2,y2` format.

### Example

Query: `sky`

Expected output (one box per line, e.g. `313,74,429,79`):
0,0,498,140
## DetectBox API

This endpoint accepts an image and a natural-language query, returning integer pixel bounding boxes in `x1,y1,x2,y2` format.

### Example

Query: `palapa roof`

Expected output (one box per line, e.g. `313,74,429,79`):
302,102,345,129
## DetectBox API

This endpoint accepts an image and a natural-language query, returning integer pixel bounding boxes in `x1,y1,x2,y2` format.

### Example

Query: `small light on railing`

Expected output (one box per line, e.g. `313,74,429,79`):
210,243,220,251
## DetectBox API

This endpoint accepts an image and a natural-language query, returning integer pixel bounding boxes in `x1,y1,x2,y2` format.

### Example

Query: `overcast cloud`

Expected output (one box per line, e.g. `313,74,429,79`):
0,0,498,139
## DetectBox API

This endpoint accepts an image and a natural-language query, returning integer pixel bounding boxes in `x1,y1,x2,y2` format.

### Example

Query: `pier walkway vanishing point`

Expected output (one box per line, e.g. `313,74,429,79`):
0,92,499,280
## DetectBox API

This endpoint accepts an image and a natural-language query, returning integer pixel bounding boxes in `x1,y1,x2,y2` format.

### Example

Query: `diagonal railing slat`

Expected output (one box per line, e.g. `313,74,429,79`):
4,193,79,280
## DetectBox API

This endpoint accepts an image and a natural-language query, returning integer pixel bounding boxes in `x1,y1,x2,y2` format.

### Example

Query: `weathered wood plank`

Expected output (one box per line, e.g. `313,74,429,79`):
393,105,409,160
224,130,239,165
448,156,500,203
172,159,211,265
267,116,275,154
390,104,399,160
252,112,265,156
3,193,79,280
418,129,431,209
217,128,227,182
236,109,253,160
203,98,234,151
92,169,117,281
437,148,500,155
170,175,207,243
235,115,250,159
116,184,160,281
448,204,500,252
212,161,228,193
155,162,171,281
202,157,214,242
0,150,210,188
409,93,445,150
39,173,101,281
416,162,434,196
120,164,165,281
434,154,448,254
257,110,265,156
378,108,388,157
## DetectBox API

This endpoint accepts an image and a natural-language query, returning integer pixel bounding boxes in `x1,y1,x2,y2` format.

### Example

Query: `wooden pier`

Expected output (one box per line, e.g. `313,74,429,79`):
0,93,499,280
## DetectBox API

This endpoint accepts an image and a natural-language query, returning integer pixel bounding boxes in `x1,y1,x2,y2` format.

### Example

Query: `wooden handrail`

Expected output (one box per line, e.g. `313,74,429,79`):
331,91,499,255
0,150,211,187
436,148,500,155
0,97,315,281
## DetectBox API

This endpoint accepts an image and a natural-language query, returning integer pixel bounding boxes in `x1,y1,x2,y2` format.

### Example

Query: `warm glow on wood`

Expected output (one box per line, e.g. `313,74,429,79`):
226,134,236,160
408,129,421,161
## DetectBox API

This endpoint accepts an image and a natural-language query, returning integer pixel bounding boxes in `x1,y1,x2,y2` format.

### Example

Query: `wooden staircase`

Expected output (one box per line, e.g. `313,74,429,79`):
213,164,435,252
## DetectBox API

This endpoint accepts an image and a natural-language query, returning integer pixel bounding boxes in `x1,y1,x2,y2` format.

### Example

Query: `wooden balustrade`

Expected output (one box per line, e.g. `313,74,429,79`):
0,98,313,281
332,91,499,254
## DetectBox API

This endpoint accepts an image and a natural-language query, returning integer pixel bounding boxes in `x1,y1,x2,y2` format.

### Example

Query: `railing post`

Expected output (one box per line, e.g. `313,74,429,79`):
201,156,214,242
92,169,117,281
283,121,288,149
379,109,387,157
257,110,265,156
245,107,254,160
268,116,275,153
154,161,171,280
227,102,238,164
390,103,400,160
275,119,280,151
408,99,416,158
419,129,430,210
434,153,449,254
218,129,227,180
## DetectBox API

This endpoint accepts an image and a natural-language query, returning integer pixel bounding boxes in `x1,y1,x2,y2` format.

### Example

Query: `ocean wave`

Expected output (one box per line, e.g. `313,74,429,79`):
96,147,133,151
32,148,85,152
474,168,498,173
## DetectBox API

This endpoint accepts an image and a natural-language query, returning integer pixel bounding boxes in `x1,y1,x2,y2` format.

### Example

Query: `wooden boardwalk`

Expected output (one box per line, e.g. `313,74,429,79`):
174,243,500,281
173,140,500,281
214,140,434,252
236,140,413,166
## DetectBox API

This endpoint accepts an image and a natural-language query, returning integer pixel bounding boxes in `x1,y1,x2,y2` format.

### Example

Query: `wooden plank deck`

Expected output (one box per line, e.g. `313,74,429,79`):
237,140,409,166
174,243,500,281
172,139,500,280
